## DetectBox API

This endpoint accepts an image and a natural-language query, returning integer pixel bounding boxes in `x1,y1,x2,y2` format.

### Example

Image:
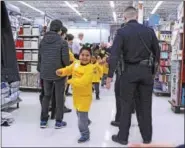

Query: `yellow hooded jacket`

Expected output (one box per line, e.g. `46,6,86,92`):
57,60,93,112
92,62,103,83
103,62,109,74
69,50,75,62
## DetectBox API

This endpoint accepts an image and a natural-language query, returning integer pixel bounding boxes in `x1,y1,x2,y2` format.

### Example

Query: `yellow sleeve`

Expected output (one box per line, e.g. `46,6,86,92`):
69,51,75,62
68,66,93,87
57,63,74,77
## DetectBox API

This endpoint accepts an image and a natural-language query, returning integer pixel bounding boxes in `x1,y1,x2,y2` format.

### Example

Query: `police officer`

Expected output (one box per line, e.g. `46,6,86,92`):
106,6,160,145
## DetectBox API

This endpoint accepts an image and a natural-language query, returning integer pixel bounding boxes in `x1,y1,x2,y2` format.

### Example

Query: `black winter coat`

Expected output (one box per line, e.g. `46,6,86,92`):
37,31,70,80
1,1,20,83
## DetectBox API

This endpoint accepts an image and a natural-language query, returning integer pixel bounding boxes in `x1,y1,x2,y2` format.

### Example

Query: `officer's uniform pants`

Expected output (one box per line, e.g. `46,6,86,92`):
114,73,121,122
118,64,153,142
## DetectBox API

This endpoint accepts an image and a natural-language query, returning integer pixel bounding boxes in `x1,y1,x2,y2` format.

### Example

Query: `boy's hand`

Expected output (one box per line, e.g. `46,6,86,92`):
106,77,112,89
56,70,62,76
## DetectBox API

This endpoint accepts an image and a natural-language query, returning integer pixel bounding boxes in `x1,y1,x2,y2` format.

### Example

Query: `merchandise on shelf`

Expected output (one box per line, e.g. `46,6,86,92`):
15,24,41,90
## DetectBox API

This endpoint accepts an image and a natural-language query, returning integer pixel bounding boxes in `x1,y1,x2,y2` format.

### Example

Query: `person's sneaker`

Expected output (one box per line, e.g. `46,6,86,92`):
55,121,67,129
40,121,48,128
64,106,72,113
65,92,72,96
78,136,90,143
88,120,92,126
110,121,120,127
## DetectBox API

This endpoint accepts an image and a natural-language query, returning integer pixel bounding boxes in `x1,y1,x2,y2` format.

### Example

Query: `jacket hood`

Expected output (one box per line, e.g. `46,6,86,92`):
42,31,61,44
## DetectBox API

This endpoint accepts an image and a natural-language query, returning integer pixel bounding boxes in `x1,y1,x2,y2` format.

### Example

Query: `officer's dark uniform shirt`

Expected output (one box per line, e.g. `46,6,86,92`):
108,20,160,78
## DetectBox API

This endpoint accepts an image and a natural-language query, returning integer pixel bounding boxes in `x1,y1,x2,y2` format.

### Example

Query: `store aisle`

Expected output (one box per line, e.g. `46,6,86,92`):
2,87,184,147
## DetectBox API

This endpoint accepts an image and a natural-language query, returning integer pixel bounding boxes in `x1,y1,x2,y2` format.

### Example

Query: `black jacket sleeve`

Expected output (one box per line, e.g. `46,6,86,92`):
37,42,42,72
108,29,124,78
150,29,160,63
61,40,70,67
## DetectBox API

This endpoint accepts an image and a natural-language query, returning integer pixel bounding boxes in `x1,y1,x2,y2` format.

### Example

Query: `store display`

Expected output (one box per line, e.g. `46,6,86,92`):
15,23,41,90
154,41,172,95
169,1,185,113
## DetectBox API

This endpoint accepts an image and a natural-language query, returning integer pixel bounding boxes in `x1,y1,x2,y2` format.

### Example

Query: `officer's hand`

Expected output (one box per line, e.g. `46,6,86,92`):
56,70,62,76
106,77,112,89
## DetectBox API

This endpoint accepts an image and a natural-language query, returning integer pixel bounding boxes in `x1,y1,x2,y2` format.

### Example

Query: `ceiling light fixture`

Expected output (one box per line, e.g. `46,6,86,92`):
21,16,32,21
151,1,164,14
64,1,81,16
18,1,45,15
113,11,117,22
83,18,88,22
64,1,87,22
110,1,115,8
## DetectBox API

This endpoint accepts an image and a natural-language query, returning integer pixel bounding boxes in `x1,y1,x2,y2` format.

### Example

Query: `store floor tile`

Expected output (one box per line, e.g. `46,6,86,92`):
2,86,184,147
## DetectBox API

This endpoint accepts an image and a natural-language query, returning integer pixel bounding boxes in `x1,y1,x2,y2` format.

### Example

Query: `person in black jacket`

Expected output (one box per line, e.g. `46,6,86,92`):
106,6,160,145
37,19,70,129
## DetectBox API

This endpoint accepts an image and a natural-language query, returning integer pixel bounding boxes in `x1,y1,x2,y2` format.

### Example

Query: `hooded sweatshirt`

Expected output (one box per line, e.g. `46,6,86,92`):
37,31,69,80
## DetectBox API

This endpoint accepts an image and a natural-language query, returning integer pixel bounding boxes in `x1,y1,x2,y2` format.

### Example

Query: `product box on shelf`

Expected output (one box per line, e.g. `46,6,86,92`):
16,38,24,48
18,63,27,72
27,73,39,88
32,26,40,36
30,63,37,72
19,73,27,87
24,50,32,61
23,25,32,36
24,38,31,48
32,50,38,61
16,50,24,60
31,38,39,49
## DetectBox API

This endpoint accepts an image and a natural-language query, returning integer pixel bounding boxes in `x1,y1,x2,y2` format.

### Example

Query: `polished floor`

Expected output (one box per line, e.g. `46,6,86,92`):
2,86,184,147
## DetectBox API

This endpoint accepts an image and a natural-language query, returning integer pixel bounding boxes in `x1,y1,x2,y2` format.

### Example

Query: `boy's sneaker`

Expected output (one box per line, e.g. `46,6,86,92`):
55,121,67,129
40,121,48,128
88,120,92,126
78,136,90,143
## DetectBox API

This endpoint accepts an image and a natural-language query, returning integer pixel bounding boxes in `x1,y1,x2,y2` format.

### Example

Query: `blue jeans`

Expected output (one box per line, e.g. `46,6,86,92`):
77,111,90,137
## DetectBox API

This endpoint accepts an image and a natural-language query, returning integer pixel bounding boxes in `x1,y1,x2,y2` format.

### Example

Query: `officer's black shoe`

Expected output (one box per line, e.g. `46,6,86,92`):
110,121,120,127
64,106,72,113
111,135,128,145
65,92,72,96
143,140,152,144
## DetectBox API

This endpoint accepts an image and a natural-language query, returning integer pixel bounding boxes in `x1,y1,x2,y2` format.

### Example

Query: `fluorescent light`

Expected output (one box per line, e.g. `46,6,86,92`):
18,1,45,15
113,11,117,22
64,1,88,22
22,16,32,21
151,1,164,14
64,1,81,16
110,1,115,8
83,18,88,22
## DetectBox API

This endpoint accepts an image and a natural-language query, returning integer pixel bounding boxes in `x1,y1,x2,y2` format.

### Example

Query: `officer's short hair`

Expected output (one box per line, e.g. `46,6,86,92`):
50,19,63,32
124,6,137,18
61,26,68,36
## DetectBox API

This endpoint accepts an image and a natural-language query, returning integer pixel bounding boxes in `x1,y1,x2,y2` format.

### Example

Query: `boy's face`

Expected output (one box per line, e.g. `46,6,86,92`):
79,50,91,65
91,57,96,64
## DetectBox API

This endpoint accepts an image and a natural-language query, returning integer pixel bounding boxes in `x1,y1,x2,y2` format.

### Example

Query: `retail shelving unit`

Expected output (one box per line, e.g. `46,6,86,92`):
16,24,41,90
169,1,185,113
153,32,172,96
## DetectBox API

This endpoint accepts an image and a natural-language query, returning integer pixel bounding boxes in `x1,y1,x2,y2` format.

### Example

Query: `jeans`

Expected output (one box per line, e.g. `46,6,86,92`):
77,111,90,137
41,78,65,122
101,74,108,86
93,82,100,94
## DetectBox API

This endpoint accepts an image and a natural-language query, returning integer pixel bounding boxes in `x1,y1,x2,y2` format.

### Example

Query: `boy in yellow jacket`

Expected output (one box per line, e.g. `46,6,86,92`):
101,56,109,87
56,46,93,143
91,56,103,100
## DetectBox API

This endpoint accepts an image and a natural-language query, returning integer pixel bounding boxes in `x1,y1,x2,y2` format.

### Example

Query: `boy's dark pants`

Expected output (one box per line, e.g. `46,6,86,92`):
41,78,65,122
77,111,90,137
93,82,100,96
101,74,108,86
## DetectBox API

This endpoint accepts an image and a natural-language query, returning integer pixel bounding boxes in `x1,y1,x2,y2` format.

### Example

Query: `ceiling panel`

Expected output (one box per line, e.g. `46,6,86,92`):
7,0,182,24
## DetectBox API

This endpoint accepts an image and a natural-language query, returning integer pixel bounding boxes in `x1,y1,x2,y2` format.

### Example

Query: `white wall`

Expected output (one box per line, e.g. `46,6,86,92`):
68,28,110,43
67,23,110,43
